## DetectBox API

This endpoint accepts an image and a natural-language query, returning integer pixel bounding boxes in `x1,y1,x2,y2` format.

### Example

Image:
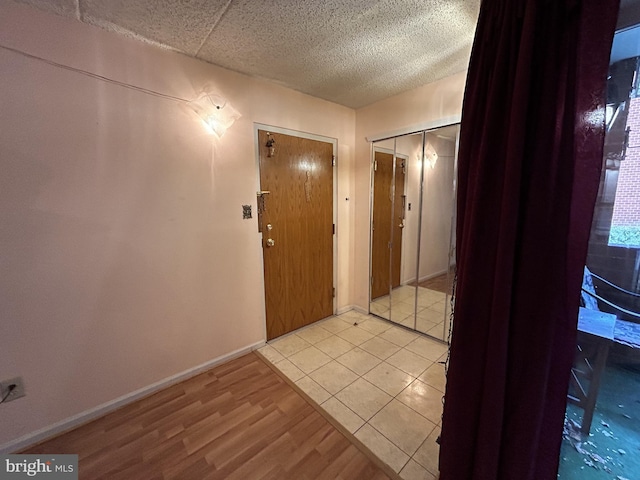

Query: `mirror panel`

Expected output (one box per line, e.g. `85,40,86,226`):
443,129,459,342
369,124,459,342
389,133,423,329
415,126,459,339
369,139,395,320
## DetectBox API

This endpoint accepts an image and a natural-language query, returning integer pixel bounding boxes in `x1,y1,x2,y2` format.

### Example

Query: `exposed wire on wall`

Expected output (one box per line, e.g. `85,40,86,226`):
0,43,190,104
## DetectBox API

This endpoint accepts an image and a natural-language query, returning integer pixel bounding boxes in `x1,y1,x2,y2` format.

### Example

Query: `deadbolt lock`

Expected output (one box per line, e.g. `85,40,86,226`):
266,238,275,247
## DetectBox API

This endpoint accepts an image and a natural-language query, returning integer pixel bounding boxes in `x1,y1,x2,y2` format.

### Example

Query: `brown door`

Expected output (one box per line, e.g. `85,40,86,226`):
258,129,334,340
371,151,404,300
371,151,393,300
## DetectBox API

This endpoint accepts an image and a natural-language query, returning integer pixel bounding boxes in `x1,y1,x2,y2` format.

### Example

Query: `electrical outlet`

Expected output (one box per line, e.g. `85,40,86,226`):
1,376,26,403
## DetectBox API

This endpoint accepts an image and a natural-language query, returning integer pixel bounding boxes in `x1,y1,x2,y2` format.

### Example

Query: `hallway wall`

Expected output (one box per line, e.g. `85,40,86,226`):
0,1,355,449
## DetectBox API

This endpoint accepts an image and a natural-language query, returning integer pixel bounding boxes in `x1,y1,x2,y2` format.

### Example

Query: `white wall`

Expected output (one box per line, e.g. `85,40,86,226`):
354,72,466,308
418,133,457,280
396,134,424,285
0,1,355,449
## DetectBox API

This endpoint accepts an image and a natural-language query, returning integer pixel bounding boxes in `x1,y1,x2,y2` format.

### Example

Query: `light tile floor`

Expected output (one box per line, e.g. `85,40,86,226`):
257,310,448,480
371,285,451,339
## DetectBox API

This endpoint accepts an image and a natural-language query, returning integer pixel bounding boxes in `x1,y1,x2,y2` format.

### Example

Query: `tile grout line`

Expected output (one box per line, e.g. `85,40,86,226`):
271,315,444,418
254,349,403,480
265,311,446,477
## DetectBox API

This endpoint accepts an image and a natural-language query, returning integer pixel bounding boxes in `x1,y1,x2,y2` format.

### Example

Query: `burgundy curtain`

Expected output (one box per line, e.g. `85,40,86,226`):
439,1,619,479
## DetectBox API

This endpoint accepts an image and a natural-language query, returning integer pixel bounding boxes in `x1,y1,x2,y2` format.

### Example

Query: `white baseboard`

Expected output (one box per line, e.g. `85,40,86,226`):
418,269,448,283
0,341,264,454
402,270,449,287
336,305,369,316
336,305,369,315
351,305,369,315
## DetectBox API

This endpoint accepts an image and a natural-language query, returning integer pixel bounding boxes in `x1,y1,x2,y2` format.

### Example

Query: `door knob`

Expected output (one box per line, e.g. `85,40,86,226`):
266,238,275,247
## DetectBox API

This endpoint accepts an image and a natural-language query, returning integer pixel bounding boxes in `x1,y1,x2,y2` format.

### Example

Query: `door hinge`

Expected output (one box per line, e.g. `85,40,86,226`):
333,223,335,234
332,155,336,167
332,287,336,298
374,160,378,171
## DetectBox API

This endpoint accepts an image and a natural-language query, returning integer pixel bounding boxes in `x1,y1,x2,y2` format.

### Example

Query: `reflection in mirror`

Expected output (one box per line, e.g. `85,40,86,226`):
369,124,459,342
369,139,395,320
369,139,393,319
369,133,423,328
389,133,422,328
415,126,459,339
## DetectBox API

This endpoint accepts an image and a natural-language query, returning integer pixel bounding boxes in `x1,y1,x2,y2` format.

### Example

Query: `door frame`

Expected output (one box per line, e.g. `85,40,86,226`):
253,123,338,341
369,145,409,303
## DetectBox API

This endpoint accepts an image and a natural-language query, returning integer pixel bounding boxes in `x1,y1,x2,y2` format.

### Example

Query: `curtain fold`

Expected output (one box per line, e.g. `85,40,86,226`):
439,1,619,479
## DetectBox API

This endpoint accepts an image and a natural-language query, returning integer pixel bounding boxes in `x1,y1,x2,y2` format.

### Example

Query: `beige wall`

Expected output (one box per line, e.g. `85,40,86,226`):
0,1,467,451
418,133,457,280
0,2,356,449
354,72,467,309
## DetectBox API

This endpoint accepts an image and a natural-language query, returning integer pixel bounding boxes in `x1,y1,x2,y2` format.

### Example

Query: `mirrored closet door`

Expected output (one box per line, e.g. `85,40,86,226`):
369,124,459,342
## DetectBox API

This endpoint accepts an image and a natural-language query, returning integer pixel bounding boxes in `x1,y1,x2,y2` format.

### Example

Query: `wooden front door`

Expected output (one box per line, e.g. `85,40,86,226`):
371,151,405,300
258,129,334,340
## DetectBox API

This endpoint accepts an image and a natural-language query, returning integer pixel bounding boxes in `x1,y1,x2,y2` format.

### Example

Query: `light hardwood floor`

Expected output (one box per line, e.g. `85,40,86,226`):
22,352,391,480
411,273,453,295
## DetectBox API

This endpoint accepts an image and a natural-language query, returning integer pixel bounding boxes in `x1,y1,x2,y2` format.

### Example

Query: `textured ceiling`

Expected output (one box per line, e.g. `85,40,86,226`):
12,0,480,108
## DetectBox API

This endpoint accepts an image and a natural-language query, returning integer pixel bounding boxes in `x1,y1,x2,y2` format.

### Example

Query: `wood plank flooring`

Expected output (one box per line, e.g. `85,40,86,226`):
22,352,391,480
412,273,453,295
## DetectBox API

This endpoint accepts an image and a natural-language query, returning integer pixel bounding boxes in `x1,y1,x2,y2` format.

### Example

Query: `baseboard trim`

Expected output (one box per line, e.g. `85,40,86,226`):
0,341,264,454
418,269,448,284
351,305,369,315
336,305,369,316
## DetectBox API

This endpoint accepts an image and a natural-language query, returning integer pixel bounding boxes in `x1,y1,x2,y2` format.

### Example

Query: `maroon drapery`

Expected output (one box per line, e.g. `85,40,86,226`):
439,1,619,479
